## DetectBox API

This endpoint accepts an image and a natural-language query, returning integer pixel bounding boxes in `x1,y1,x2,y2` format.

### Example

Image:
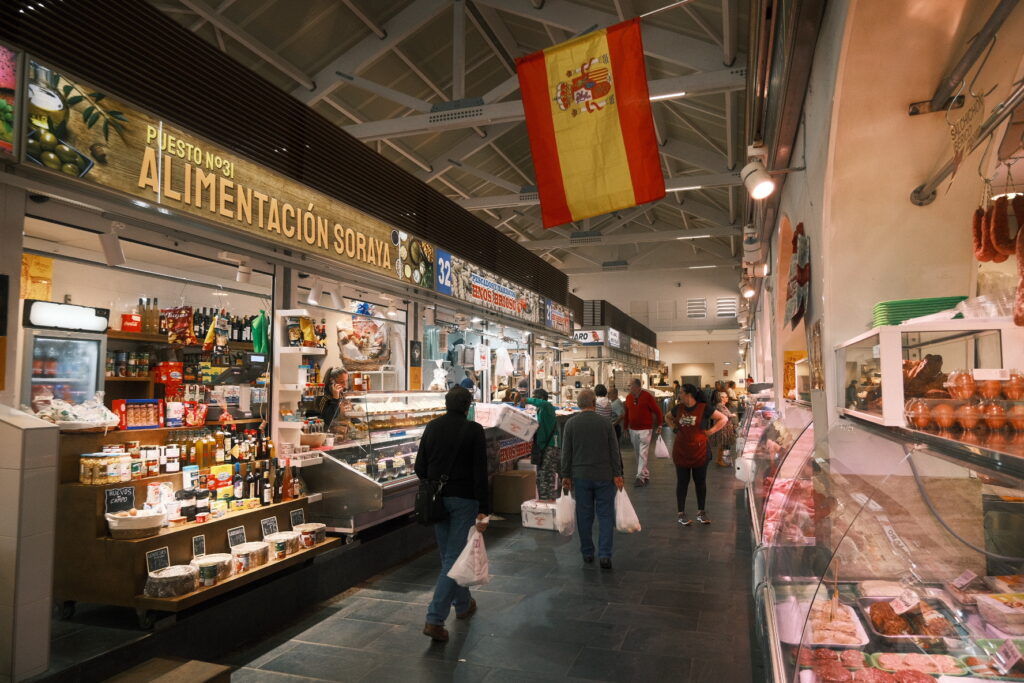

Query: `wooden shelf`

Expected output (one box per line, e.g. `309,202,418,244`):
105,376,154,382
102,495,310,543
134,537,340,613
59,418,264,436
107,330,254,351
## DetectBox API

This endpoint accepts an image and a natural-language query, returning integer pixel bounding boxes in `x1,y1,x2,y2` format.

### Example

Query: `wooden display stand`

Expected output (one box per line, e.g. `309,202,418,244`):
54,427,336,627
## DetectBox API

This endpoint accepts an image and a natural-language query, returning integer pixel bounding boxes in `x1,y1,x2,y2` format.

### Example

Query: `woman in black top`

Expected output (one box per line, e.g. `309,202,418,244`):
308,367,348,427
414,386,490,642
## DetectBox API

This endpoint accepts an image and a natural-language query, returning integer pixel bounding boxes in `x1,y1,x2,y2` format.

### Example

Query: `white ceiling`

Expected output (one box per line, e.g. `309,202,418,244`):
151,0,749,290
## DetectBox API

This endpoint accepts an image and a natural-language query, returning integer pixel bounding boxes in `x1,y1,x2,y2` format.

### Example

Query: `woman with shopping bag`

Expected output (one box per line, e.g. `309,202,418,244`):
413,386,490,642
666,384,728,527
560,388,624,569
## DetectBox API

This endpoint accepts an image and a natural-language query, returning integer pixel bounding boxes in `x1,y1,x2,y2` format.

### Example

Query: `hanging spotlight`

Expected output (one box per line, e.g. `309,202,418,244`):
740,279,756,299
386,302,398,318
741,160,776,199
99,221,126,266
305,276,324,305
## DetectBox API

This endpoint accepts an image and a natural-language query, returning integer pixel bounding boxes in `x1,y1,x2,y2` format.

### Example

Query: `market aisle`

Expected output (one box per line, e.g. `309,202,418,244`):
226,446,758,682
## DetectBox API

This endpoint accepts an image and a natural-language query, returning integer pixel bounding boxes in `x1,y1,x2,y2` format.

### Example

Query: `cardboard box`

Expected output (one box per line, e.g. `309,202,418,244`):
473,403,539,441
521,499,557,531
492,470,536,514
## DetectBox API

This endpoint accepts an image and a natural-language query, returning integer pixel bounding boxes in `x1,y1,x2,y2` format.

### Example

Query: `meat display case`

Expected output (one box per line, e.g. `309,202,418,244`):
753,415,1024,682
301,391,446,534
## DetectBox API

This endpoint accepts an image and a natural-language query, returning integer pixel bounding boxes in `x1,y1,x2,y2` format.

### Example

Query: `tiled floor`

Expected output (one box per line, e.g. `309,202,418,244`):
225,444,759,682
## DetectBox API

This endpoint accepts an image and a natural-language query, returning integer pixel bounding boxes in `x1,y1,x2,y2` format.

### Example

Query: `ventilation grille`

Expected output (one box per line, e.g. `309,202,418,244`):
687,298,708,319
569,230,603,245
716,297,738,318
602,260,629,271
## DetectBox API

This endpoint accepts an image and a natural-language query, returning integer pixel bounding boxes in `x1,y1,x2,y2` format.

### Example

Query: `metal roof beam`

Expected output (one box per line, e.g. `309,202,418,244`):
415,122,520,182
294,0,450,105
333,72,434,112
473,0,725,71
447,160,523,192
343,70,744,140
179,0,314,89
467,2,520,73
452,0,467,100
659,138,728,173
561,260,737,275
722,0,738,66
520,225,740,250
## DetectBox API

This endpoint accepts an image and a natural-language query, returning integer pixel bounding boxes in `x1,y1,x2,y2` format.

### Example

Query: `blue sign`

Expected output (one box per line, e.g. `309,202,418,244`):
435,248,453,297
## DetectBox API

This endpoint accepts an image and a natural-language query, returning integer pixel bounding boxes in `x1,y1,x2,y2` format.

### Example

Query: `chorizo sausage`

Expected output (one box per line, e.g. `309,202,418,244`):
992,195,1015,256
972,206,986,259
978,205,998,261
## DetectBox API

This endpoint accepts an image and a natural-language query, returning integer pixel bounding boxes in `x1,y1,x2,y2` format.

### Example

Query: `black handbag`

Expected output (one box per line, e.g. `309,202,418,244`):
414,420,470,525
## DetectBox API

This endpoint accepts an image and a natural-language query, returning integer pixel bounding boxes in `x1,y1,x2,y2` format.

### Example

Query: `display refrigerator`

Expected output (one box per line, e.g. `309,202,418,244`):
20,300,108,407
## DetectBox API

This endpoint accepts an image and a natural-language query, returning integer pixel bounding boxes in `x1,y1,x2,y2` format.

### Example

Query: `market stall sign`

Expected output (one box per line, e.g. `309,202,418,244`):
449,255,543,325
260,516,279,538
104,486,135,514
226,525,246,547
607,328,621,348
573,330,604,345
19,59,428,287
545,299,572,335
145,546,170,573
192,534,206,558
289,508,305,528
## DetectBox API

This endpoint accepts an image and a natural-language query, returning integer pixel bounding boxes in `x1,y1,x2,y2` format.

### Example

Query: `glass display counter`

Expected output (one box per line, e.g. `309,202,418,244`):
302,391,445,534
756,416,1024,682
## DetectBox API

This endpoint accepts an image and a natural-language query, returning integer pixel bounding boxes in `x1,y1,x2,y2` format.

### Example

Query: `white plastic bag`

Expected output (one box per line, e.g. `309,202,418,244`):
614,489,642,533
654,435,670,459
555,491,576,536
447,527,491,587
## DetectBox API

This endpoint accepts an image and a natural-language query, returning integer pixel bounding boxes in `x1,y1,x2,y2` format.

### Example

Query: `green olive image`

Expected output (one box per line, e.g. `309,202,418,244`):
410,240,423,265
40,151,62,170
55,144,79,164
26,139,41,157
39,131,58,151
60,162,81,176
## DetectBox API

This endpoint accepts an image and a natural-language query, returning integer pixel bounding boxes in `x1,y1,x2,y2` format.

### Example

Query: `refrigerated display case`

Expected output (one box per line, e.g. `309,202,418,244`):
302,391,446,533
22,329,105,407
755,416,1024,682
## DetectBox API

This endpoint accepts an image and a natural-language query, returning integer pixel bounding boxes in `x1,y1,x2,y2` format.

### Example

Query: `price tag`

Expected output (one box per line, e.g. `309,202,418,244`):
260,517,279,538
890,589,919,615
435,248,453,297
951,570,978,590
289,509,305,528
973,368,1010,381
145,547,170,573
995,639,1023,675
104,486,136,514
192,534,206,559
227,526,246,548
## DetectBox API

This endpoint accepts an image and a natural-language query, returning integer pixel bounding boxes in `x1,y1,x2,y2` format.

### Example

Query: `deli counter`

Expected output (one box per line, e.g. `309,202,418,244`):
738,405,1024,682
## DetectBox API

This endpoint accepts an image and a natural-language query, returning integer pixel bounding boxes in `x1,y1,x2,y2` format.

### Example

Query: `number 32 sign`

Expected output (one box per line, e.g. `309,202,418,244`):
435,248,453,297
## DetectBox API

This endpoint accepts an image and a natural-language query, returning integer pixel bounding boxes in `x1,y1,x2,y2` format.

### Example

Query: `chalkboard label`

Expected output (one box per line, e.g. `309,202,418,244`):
261,517,279,537
289,509,305,528
104,486,136,514
146,547,170,573
192,534,206,558
227,526,246,547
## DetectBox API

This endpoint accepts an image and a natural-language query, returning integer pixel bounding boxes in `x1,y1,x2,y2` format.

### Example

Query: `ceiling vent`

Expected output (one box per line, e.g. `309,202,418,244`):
569,230,603,245
602,260,629,271
716,297,738,318
686,298,707,319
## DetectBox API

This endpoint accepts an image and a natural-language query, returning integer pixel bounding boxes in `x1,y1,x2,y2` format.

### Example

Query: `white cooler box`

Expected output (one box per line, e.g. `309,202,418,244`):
474,403,539,441
521,499,557,531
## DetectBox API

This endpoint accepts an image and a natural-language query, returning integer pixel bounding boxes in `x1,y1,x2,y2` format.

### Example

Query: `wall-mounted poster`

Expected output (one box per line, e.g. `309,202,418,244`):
545,299,572,335
0,45,17,157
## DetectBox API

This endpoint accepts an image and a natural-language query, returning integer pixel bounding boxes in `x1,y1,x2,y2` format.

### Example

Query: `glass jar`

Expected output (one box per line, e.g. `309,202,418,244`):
79,454,97,485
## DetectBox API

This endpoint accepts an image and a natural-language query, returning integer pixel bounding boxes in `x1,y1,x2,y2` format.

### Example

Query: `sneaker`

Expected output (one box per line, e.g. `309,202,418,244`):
599,558,612,570
697,511,711,525
677,514,693,527
583,555,595,564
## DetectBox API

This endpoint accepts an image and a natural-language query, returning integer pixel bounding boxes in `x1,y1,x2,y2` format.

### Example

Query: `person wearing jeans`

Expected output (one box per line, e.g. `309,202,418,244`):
622,379,663,487
414,386,490,642
560,388,624,569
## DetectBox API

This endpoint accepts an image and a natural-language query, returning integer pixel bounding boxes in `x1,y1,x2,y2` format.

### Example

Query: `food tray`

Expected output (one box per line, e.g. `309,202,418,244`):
871,652,968,676
777,600,871,648
977,595,1024,635
963,640,1024,681
857,597,971,649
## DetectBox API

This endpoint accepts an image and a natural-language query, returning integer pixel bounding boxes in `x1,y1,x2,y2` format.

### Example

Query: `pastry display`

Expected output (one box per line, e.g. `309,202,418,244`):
955,403,982,430
904,399,931,428
808,601,869,646
1006,370,1024,400
983,401,1009,429
930,403,955,429
980,379,1005,399
903,355,948,398
946,369,977,400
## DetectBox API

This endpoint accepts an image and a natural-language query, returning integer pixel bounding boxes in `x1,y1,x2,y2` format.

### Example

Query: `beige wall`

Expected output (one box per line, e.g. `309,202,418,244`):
659,340,743,385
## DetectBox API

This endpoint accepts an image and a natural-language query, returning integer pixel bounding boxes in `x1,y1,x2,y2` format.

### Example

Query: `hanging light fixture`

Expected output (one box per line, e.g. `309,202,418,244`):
740,279,756,299
741,159,776,199
385,301,398,318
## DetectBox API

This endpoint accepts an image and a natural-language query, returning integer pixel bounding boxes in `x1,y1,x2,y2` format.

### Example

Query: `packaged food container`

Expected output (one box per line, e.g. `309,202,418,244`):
264,531,300,556
190,553,232,583
985,576,1024,593
105,508,166,539
78,454,99,484
976,594,1024,634
144,565,198,598
294,522,326,548
232,541,269,569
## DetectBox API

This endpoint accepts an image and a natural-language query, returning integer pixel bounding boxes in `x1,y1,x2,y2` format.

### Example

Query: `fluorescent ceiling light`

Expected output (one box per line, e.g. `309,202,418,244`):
666,184,703,192
649,90,687,102
688,265,717,269
676,234,710,240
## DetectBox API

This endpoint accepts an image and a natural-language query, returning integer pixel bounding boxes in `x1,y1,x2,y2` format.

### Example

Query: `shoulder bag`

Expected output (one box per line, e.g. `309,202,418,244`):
414,419,471,526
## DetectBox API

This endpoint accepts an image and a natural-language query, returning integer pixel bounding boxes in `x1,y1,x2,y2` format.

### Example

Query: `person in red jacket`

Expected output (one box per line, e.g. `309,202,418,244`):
622,378,664,487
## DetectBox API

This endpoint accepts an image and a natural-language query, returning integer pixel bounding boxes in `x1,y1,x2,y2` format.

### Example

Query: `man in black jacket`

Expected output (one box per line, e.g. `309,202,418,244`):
414,385,490,642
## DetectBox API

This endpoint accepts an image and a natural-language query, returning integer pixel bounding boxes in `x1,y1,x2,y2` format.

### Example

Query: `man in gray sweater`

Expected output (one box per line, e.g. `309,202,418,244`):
561,388,624,569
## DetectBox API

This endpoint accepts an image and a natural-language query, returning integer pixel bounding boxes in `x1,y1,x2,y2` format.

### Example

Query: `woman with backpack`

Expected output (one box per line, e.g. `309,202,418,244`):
666,384,728,526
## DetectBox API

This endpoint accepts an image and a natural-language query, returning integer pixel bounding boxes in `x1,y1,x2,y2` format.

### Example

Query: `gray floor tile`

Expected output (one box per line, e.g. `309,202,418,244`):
461,635,583,675
359,659,491,682
260,642,381,681
232,667,324,682
292,617,394,649
567,646,691,682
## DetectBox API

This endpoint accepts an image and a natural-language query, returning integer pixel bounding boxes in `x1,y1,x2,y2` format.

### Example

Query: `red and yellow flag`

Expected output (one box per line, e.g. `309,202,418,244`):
516,18,665,229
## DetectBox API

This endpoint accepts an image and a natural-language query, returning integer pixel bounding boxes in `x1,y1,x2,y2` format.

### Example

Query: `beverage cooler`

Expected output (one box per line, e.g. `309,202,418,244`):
20,300,108,407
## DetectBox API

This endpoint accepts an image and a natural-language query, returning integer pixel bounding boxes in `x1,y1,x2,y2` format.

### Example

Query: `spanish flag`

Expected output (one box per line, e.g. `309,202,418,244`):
516,18,665,229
